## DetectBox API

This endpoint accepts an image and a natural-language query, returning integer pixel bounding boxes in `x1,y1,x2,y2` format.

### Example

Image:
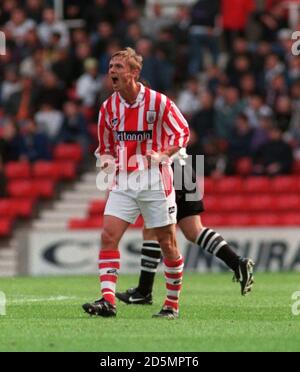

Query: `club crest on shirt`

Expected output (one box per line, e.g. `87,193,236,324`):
111,118,118,127
146,110,156,124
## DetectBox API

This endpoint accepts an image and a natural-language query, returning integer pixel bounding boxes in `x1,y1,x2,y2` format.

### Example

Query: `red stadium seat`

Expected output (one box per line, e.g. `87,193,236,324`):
0,217,13,237
88,200,106,217
69,217,103,229
201,213,228,227
226,213,253,226
247,195,273,211
272,176,300,193
274,194,300,211
243,177,270,193
0,199,17,217
281,213,300,226
214,177,243,194
204,195,219,212
7,180,38,198
4,161,31,179
218,195,245,211
33,180,55,199
203,178,215,194
251,213,281,226
54,161,77,180
11,198,35,218
54,143,83,162
69,215,145,229
32,161,60,181
7,180,55,199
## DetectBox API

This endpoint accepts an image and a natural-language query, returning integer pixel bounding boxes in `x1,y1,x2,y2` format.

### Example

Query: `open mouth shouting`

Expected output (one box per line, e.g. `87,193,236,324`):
111,76,119,87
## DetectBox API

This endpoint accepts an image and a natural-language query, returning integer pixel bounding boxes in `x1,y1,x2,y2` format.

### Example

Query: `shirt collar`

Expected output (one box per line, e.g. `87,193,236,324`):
118,83,145,108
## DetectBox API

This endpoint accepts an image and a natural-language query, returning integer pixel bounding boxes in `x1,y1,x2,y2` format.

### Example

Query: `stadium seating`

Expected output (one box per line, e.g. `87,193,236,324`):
88,200,106,217
247,195,273,211
272,176,300,193
69,217,103,229
54,161,77,180
0,148,83,240
53,143,83,163
4,161,31,179
0,217,13,237
32,161,76,182
7,179,55,199
70,174,300,229
214,177,243,194
32,161,61,181
10,199,35,218
0,199,17,218
243,177,271,193
0,198,35,219
68,214,144,230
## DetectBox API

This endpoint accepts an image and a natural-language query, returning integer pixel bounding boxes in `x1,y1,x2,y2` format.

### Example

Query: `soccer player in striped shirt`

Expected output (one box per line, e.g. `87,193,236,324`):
116,151,255,306
83,47,189,319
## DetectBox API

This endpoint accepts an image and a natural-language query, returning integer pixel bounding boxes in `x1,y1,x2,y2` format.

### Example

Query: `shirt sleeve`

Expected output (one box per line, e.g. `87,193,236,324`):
94,101,115,160
162,98,190,148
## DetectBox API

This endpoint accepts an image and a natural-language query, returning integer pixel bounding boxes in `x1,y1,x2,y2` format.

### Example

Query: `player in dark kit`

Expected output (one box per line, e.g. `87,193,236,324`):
116,151,254,308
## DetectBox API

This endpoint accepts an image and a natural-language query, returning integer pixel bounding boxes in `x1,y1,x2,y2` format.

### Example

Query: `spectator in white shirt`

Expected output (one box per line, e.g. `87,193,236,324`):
176,76,201,119
5,8,35,44
34,103,64,143
76,58,102,107
38,8,69,48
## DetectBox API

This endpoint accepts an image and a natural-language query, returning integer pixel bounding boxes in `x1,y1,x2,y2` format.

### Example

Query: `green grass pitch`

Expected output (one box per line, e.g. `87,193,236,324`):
0,273,299,352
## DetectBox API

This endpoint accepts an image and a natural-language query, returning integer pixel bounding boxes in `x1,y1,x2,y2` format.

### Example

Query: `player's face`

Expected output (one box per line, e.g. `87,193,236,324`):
109,56,134,91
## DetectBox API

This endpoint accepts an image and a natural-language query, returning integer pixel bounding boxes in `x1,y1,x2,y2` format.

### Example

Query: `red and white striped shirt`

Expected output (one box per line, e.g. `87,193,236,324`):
96,83,190,171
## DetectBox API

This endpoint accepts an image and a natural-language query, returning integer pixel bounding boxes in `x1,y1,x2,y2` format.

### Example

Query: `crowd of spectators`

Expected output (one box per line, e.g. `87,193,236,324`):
0,0,299,184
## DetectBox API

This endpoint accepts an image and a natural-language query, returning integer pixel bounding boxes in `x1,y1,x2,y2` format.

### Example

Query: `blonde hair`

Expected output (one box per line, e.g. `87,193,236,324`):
111,47,143,74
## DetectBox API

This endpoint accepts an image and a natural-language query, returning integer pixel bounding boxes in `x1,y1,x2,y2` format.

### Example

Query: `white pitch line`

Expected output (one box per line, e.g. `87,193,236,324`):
9,296,78,304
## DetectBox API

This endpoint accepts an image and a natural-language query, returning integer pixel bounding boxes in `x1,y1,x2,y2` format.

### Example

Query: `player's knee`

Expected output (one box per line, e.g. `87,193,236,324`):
101,228,118,248
143,228,157,241
157,231,177,257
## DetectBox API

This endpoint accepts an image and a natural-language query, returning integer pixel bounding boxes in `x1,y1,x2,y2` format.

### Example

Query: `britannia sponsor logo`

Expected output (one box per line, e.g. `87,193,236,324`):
114,130,152,142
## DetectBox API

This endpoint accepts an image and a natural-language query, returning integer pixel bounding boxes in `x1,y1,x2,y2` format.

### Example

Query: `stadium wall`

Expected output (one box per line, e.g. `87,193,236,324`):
19,228,300,275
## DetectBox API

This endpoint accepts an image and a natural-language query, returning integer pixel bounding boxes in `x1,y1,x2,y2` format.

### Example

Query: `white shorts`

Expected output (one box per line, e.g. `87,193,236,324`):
104,166,177,229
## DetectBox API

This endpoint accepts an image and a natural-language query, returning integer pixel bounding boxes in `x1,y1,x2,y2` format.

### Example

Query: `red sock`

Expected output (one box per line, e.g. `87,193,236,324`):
163,256,184,311
98,250,120,305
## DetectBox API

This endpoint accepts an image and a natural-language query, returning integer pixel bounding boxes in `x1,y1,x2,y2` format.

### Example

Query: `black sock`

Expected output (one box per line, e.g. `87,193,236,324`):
196,228,239,271
138,241,161,296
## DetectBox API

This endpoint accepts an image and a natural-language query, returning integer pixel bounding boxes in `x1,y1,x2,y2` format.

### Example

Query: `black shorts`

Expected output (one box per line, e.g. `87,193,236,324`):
173,161,204,222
